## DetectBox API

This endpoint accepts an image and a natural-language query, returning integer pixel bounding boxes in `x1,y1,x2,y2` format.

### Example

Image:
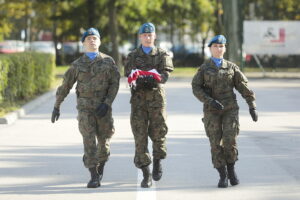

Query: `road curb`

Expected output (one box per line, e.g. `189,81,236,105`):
0,90,56,125
244,72,300,79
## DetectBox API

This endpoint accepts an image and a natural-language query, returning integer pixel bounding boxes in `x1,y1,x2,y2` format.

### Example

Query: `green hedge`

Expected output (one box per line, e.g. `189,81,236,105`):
0,52,55,103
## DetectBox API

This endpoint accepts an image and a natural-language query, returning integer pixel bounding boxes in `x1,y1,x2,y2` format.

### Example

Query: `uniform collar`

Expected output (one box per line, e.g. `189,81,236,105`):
207,58,228,69
138,45,158,56
220,59,228,69
81,52,103,63
85,52,99,60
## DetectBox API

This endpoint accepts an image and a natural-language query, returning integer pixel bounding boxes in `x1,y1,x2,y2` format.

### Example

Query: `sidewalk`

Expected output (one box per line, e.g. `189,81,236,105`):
0,90,56,125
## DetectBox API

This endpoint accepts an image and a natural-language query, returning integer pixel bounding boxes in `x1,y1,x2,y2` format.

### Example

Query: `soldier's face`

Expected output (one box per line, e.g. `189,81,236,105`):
210,43,226,58
83,35,101,52
139,33,156,47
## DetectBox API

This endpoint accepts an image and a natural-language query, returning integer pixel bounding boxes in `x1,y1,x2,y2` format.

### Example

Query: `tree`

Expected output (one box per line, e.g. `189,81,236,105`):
161,0,191,46
220,0,300,65
222,0,243,65
0,0,29,41
243,0,300,20
188,0,215,58
107,0,120,66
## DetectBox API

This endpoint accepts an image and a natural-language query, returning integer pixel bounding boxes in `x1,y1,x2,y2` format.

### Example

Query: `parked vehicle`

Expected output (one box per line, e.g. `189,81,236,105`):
30,41,56,55
0,40,25,54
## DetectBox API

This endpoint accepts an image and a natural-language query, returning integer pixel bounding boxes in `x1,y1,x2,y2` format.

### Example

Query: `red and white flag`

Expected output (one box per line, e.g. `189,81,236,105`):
127,69,161,88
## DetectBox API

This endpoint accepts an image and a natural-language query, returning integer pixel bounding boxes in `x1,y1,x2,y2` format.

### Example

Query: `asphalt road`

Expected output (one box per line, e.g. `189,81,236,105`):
0,78,299,200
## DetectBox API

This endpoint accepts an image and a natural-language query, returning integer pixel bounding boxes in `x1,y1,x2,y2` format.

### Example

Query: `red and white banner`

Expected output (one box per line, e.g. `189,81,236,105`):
243,21,300,55
127,69,161,87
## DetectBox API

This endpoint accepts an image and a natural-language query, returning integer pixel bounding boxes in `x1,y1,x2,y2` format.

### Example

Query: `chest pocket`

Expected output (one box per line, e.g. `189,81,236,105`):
76,62,110,92
135,55,160,71
154,53,163,65
91,62,110,91
203,67,218,87
77,65,92,83
218,68,234,86
76,65,93,93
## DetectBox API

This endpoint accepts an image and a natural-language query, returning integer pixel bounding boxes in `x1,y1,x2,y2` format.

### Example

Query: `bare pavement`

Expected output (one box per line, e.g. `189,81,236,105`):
0,78,300,200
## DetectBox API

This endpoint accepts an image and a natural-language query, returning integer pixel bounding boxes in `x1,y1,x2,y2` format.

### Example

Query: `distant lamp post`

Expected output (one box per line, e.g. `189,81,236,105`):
26,10,35,43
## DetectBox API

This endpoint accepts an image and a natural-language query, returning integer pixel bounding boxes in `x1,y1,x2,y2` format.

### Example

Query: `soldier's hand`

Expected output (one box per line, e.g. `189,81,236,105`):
96,103,109,118
136,76,145,86
51,107,60,123
144,75,157,89
249,108,258,122
210,100,224,110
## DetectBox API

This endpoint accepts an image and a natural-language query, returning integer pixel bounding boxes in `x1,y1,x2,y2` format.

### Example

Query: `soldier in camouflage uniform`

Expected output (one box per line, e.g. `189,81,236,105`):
124,23,174,188
51,28,120,188
192,35,258,188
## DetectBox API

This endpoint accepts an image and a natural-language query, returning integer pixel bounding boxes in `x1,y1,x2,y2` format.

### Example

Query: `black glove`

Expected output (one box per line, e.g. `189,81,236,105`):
210,100,224,110
136,76,146,86
249,108,258,122
136,75,157,90
143,75,157,90
96,103,109,118
51,107,60,123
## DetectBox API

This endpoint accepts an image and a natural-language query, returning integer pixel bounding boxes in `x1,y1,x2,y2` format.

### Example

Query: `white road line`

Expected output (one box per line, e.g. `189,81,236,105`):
136,166,157,200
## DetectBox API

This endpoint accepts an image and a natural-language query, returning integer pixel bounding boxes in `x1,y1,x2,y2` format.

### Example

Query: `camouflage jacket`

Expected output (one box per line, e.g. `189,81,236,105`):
124,46,174,83
124,46,174,107
192,59,256,111
54,53,120,110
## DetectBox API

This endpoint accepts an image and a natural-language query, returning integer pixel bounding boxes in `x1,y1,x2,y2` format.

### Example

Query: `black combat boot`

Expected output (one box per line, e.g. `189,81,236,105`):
141,166,152,188
97,162,105,181
152,159,162,181
227,162,239,186
87,167,100,188
216,166,228,188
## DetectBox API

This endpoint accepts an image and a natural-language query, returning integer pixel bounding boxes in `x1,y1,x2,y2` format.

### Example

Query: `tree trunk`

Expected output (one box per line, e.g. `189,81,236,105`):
52,0,60,65
108,0,121,68
222,0,242,66
216,0,224,34
25,0,30,43
87,0,95,27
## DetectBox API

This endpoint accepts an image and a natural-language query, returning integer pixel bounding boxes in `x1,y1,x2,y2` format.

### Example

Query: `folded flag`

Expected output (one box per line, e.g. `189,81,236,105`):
128,69,161,88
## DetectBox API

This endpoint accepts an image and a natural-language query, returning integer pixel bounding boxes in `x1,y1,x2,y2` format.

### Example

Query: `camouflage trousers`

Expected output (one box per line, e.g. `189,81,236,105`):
203,108,239,168
78,109,115,168
130,104,168,168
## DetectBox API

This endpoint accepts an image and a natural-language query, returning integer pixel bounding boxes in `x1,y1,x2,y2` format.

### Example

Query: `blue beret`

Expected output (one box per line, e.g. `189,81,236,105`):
139,22,155,34
208,35,226,47
81,28,100,42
